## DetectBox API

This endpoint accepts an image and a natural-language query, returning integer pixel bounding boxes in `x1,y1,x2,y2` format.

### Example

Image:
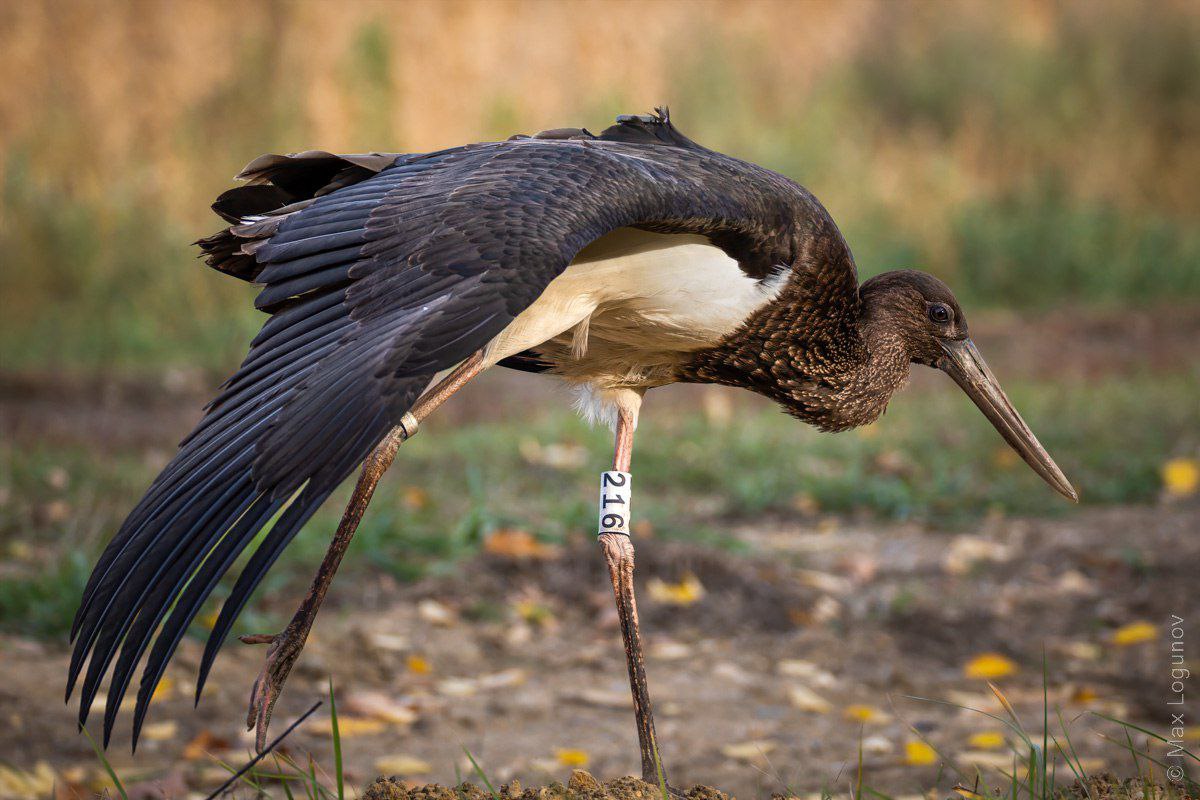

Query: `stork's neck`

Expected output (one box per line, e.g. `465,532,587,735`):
676,290,912,431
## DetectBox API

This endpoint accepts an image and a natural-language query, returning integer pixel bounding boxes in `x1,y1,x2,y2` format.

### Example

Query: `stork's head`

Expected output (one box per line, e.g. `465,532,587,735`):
859,269,1078,502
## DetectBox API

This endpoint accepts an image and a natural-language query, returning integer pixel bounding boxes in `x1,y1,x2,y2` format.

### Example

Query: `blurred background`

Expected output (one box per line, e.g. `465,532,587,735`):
0,1,1197,797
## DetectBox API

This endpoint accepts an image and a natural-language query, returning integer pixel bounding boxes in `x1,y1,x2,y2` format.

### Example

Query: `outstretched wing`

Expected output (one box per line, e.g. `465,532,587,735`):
68,112,853,747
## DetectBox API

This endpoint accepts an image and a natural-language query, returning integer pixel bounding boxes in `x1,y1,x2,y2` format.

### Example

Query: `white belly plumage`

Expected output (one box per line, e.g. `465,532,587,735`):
481,228,785,425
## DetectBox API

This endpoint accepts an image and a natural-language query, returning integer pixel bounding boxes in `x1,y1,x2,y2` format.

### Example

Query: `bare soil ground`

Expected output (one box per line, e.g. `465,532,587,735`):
1,307,1197,798
359,772,1197,800
1,502,1196,797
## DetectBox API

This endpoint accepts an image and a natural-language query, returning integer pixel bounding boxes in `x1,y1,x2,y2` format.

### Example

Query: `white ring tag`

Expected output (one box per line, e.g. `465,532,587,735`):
598,470,632,537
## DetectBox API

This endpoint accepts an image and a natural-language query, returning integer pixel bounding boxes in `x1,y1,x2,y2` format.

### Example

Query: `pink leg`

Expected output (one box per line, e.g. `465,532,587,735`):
597,405,668,786
241,352,487,751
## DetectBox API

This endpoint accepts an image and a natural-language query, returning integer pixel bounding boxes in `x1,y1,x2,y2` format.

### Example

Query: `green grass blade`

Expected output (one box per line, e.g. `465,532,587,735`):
1092,713,1200,765
651,737,669,800
329,678,345,800
462,746,501,800
81,725,129,800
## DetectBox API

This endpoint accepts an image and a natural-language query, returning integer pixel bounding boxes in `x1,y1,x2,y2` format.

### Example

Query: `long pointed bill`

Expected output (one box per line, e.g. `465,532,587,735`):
937,339,1078,502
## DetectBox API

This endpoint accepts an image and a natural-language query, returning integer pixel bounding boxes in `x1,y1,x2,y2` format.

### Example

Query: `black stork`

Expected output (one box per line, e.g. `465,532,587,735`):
68,109,1076,784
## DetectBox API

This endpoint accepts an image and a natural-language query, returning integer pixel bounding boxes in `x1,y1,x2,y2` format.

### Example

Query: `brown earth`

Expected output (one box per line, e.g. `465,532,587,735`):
359,772,1198,800
1,306,1198,798
2,503,1196,798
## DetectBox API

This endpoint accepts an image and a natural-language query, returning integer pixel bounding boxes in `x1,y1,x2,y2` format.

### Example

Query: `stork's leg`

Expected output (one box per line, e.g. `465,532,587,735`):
240,352,486,751
597,403,669,787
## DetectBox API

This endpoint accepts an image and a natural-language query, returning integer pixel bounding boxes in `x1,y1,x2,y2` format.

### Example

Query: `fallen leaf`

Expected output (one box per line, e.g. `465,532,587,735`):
406,654,432,675
417,599,456,626
647,573,705,605
140,720,178,742
862,735,894,754
1070,686,1098,704
721,740,776,762
944,537,1011,576
843,704,886,723
556,748,590,768
1111,621,1157,646
182,730,231,760
151,676,175,702
777,660,838,687
401,486,430,510
0,762,56,799
562,688,629,709
904,740,938,766
955,753,1012,767
375,755,432,775
796,570,851,595
343,691,419,725
1061,640,1101,661
1162,457,1199,497
485,529,561,560
787,685,832,714
712,662,755,685
650,640,693,661
365,631,410,652
811,595,842,623
968,731,1005,750
437,678,477,697
964,653,1018,680
314,715,386,738
477,668,526,689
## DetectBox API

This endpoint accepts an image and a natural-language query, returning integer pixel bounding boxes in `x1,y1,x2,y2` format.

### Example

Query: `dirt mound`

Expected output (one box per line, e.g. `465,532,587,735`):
363,772,1196,800
363,771,731,800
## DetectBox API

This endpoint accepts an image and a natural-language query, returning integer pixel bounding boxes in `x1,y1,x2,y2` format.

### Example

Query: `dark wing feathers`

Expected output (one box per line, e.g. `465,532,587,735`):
71,113,856,748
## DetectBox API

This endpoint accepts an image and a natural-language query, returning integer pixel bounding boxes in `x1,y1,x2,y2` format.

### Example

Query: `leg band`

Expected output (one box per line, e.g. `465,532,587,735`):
598,470,632,538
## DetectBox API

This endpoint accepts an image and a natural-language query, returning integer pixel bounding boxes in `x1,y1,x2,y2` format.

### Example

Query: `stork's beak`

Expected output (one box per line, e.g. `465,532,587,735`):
937,338,1078,502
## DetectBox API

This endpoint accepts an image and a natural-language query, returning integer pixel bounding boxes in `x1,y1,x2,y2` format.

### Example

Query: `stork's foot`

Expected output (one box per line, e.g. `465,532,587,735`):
239,624,306,752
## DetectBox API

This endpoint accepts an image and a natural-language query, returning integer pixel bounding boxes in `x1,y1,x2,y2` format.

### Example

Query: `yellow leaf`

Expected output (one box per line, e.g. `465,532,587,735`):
375,755,432,775
968,731,1005,750
141,720,178,741
988,682,1019,722
964,653,1018,679
954,785,984,799
151,675,175,702
1162,458,1200,496
198,609,219,630
843,704,881,723
720,740,776,762
182,730,231,760
647,573,705,605
484,529,561,560
406,654,431,674
318,716,386,738
1070,686,1098,704
1111,621,1157,646
556,748,590,767
905,740,938,766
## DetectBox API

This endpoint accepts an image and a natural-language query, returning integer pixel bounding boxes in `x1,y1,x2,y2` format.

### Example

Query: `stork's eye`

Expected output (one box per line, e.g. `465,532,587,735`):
928,304,952,324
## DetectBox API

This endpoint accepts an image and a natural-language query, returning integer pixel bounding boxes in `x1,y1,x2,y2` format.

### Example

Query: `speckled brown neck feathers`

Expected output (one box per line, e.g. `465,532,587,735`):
677,234,914,433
